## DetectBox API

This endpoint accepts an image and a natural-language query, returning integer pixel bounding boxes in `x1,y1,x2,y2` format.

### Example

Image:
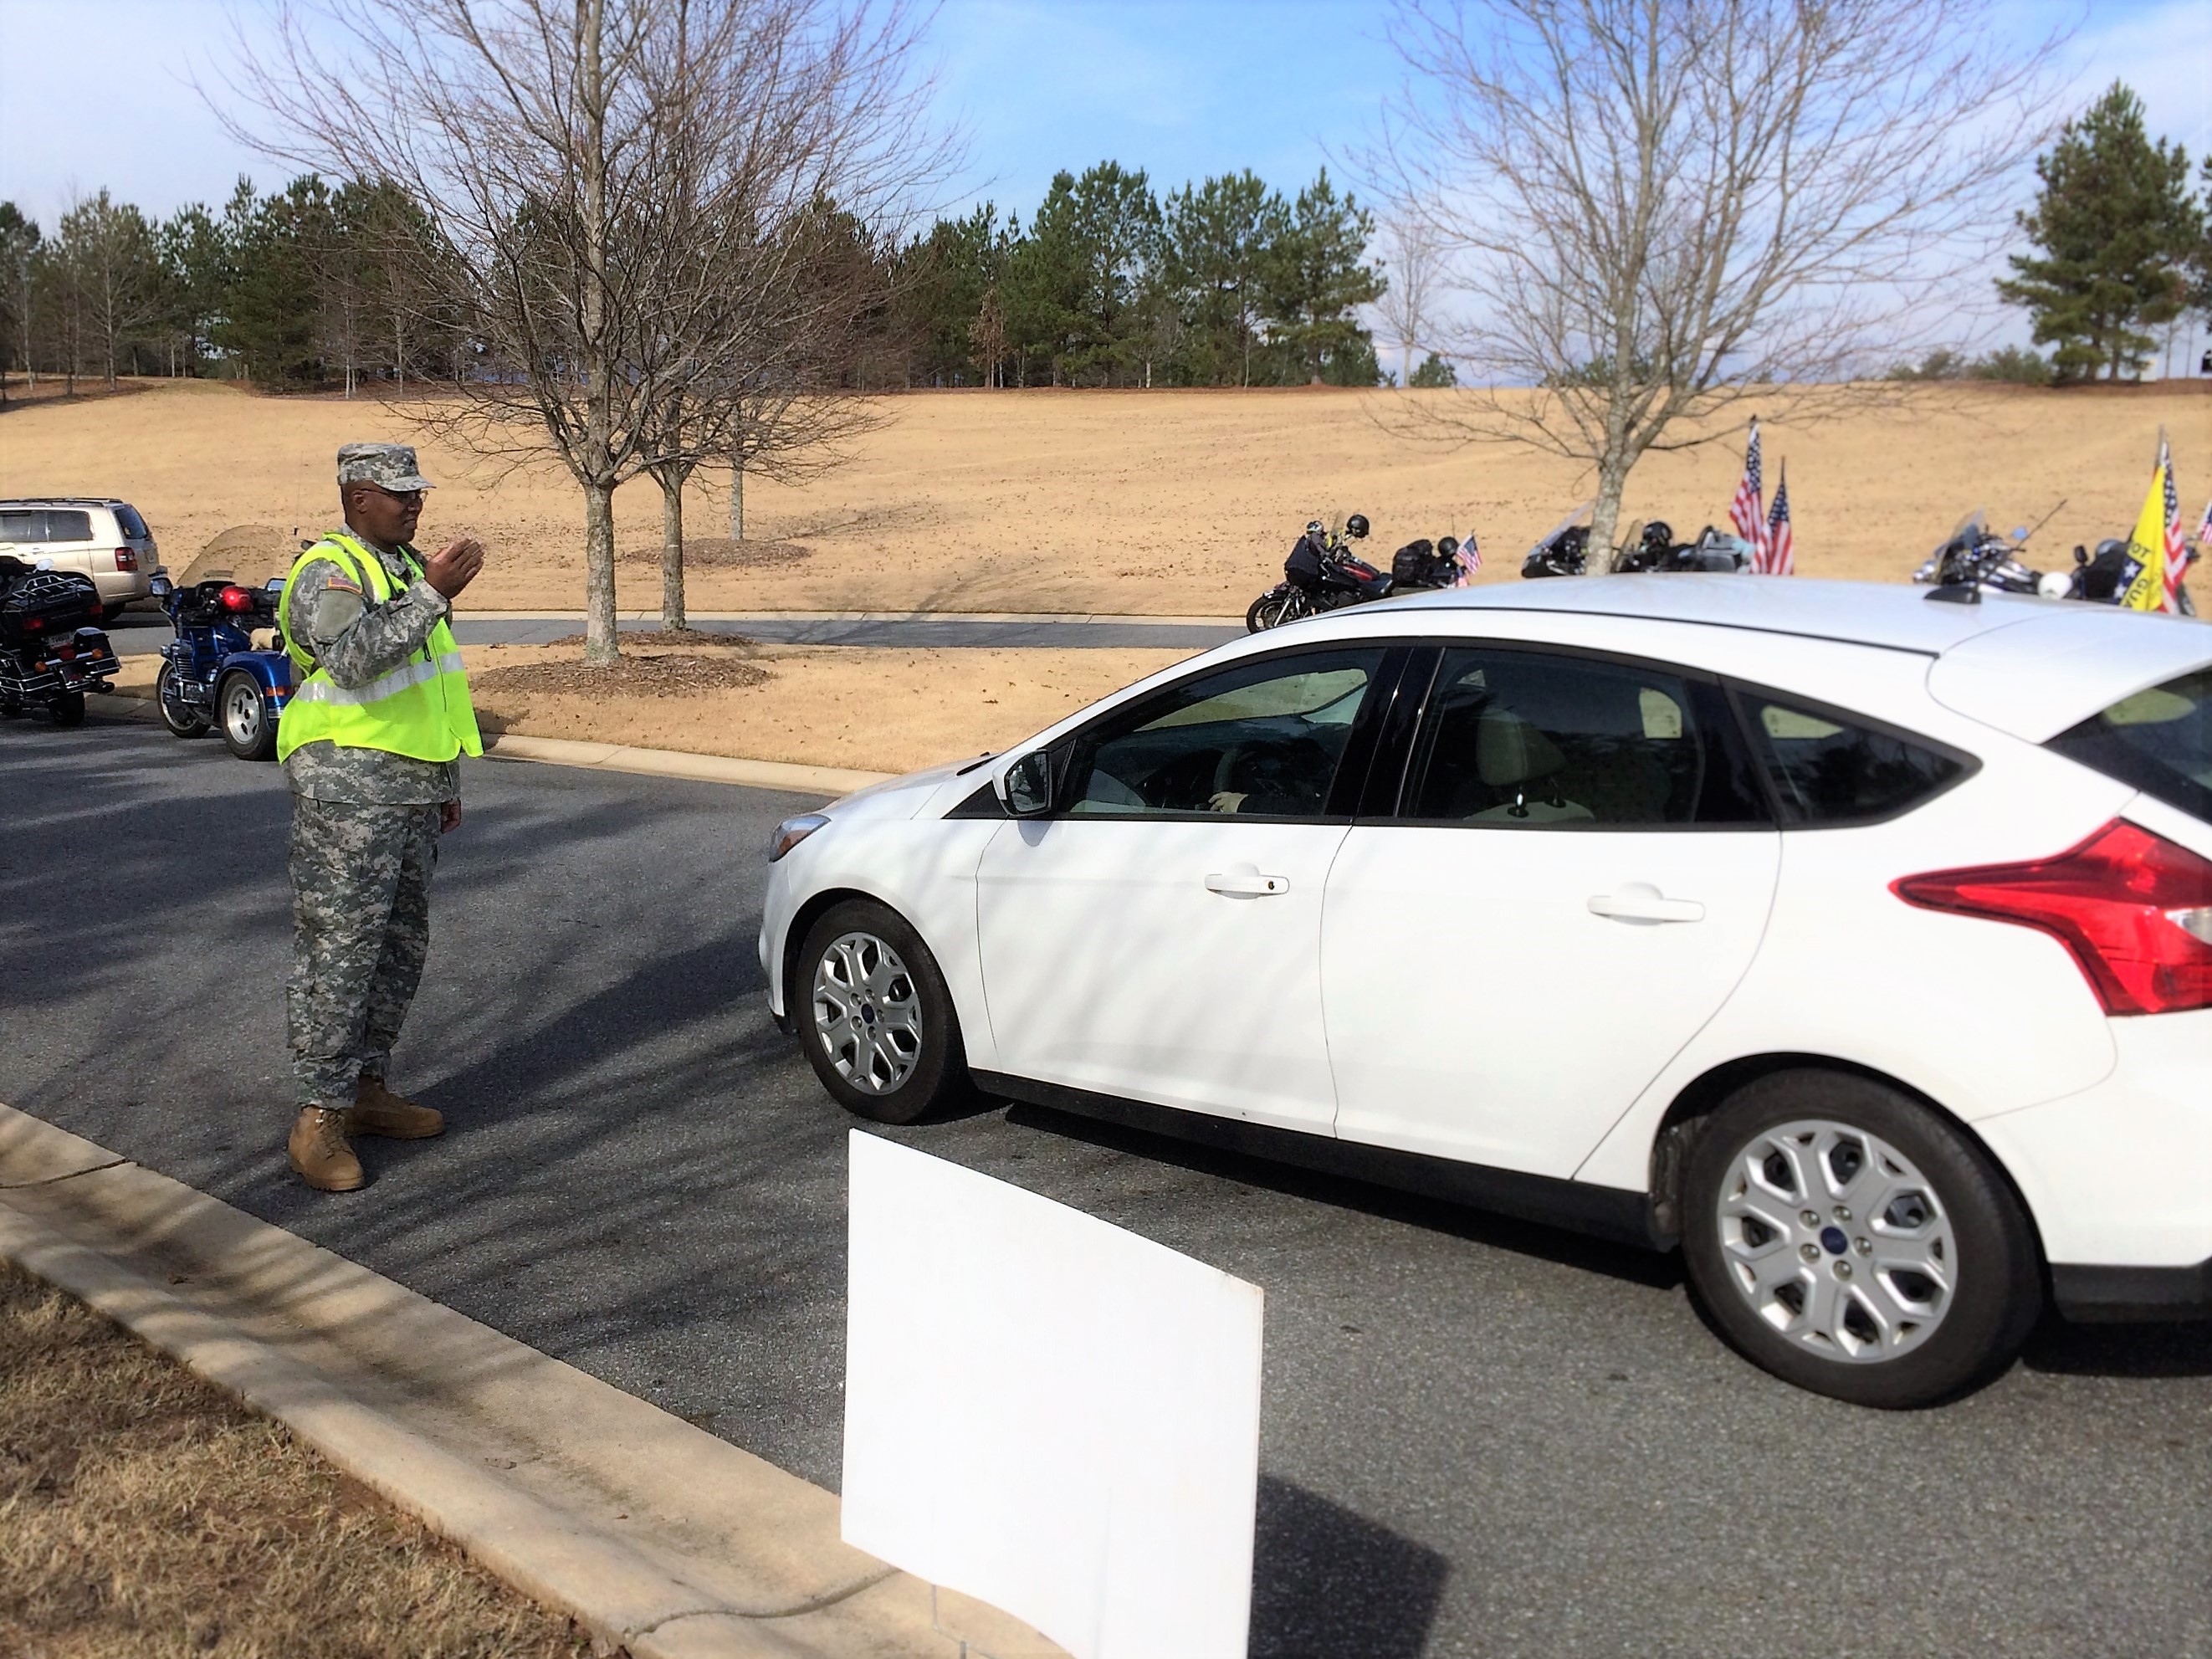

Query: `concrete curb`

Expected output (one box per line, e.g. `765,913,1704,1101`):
479,732,893,797
469,608,1244,627
0,1104,1061,1659
80,694,896,798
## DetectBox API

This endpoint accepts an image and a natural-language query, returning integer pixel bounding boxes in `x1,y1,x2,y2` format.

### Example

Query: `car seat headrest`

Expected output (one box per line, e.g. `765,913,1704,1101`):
1474,709,1565,787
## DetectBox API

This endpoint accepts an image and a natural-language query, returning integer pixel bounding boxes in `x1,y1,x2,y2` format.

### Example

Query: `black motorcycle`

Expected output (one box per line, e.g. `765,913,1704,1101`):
1524,514,1750,577
0,556,121,726
1247,522,1464,632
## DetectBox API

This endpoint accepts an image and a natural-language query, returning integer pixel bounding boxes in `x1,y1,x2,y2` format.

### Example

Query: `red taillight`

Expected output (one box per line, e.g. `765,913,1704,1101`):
23,615,43,631
114,546,137,571
1893,821,2212,1016
219,584,254,612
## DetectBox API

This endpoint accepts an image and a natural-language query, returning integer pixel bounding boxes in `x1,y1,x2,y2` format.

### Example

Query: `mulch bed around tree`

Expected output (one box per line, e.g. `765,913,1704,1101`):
618,537,812,569
470,650,771,699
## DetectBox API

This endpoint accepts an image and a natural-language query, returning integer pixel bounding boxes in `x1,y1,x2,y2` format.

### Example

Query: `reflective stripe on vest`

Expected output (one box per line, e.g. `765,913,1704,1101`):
276,531,482,765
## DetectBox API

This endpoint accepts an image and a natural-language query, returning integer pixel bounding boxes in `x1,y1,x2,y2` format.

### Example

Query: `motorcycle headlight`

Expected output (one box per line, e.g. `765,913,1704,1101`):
767,813,831,862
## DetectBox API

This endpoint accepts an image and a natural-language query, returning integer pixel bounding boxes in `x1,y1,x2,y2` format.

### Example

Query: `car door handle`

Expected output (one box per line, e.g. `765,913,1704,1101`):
1206,872,1289,897
1587,887,1704,924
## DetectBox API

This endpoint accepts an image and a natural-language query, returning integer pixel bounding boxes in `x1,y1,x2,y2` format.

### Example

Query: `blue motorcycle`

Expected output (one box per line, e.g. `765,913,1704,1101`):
147,573,294,761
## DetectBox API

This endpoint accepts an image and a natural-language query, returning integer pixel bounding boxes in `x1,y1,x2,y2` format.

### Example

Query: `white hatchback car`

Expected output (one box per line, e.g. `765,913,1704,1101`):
760,579,2212,1406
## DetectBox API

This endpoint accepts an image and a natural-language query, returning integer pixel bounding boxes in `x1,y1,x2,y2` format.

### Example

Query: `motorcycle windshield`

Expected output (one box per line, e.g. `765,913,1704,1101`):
1937,509,1988,557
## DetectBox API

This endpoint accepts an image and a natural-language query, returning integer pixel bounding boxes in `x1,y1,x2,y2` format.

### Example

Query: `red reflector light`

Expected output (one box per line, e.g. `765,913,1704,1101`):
219,584,254,612
1893,821,2212,1016
115,547,137,571
23,616,42,630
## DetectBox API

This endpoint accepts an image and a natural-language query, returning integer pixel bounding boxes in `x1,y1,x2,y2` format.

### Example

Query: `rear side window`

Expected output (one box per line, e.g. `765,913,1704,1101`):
2046,668,2212,823
36,509,94,543
1740,694,1969,825
114,504,151,539
1402,648,1768,827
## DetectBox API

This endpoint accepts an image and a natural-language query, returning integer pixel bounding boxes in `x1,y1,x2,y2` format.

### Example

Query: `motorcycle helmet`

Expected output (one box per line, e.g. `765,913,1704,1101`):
1345,514,1370,539
1304,520,1326,539
1437,535,1460,557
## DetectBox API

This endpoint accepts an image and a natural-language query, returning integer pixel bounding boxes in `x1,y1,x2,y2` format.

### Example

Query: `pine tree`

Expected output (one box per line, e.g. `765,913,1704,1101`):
1261,169,1385,385
1161,172,1288,386
1997,83,2200,382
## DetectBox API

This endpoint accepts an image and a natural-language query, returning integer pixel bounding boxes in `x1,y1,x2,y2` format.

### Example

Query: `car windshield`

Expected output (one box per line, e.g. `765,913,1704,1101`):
2045,667,2212,823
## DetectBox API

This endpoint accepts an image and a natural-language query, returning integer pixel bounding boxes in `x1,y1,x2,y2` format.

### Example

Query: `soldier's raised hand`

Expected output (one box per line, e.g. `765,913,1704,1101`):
424,537,485,598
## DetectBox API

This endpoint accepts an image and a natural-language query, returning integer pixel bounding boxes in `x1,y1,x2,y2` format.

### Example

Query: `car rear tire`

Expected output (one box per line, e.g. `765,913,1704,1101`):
1680,1069,2040,1409
156,663,212,737
218,670,277,761
49,691,86,728
795,899,968,1126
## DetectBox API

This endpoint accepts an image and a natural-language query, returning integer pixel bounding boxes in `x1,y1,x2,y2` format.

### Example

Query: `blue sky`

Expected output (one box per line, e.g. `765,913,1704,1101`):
2,0,2201,232
0,0,2204,372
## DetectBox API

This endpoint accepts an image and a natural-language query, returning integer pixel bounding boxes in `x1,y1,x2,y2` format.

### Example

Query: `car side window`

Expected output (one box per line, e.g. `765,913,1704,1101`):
1066,648,1388,818
1402,647,1767,827
0,510,48,542
42,510,93,544
115,504,151,539
1739,694,1969,824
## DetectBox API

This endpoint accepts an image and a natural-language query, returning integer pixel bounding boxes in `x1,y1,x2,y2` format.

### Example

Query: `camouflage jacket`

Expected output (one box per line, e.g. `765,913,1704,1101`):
281,535,460,806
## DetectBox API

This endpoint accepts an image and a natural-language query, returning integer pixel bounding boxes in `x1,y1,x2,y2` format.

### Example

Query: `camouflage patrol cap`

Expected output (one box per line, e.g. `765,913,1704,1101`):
335,443,435,493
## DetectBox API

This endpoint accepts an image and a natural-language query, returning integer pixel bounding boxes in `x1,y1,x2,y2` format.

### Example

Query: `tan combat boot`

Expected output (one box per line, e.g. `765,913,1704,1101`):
347,1076,444,1139
288,1108,365,1192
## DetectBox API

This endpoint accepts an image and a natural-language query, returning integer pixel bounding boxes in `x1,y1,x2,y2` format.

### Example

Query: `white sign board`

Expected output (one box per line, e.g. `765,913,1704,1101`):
842,1130,1264,1659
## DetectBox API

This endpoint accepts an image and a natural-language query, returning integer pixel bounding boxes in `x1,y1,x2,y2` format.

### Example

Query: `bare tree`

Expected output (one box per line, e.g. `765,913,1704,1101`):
54,191,163,388
1368,0,2058,568
220,0,945,664
1375,210,1441,386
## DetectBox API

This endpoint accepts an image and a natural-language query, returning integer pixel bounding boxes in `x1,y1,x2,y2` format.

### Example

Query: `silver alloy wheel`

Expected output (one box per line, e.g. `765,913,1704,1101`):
811,930,924,1095
1713,1118,1957,1364
222,677,264,749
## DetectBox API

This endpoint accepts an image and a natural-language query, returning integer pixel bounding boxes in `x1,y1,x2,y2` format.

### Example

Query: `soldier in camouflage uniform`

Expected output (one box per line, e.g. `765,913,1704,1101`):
284,443,485,1191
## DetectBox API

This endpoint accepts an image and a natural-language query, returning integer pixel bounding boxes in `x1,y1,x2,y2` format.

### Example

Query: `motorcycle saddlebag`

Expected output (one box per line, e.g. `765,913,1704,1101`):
0,566,104,647
1391,540,1437,585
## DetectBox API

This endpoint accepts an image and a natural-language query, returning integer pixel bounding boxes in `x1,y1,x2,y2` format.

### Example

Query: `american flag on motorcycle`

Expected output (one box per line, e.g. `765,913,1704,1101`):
1763,464,1795,576
1729,419,1769,570
2158,438,2187,613
1453,534,1481,586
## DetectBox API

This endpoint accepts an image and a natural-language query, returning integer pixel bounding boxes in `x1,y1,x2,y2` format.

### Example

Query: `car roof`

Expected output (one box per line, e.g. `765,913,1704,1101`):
1339,577,2212,742
1373,575,2054,653
0,497,130,509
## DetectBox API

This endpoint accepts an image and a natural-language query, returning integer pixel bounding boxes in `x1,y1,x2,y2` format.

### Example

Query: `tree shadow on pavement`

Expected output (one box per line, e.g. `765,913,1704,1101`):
1249,1475,1450,1659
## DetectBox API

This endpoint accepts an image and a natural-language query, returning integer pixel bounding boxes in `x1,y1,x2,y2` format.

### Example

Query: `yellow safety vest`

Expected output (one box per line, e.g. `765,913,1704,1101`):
277,530,483,764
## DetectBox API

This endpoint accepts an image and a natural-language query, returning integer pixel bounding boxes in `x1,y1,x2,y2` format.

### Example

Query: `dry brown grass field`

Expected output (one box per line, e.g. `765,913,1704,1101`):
6,377,2207,615
0,1262,592,1657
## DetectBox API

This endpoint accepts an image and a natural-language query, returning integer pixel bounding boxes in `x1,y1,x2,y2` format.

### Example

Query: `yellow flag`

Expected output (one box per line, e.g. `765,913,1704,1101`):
2119,457,2168,612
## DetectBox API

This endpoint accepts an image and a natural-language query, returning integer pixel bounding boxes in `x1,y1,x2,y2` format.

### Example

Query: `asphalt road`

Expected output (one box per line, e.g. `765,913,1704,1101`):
4,712,2208,1659
104,611,1246,655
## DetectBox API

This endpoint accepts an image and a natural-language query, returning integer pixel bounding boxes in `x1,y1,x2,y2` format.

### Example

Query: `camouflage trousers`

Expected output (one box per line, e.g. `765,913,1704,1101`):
286,797,441,1110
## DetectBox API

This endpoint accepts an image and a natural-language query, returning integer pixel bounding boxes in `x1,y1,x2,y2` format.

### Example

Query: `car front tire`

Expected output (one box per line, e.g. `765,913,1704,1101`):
795,899,969,1126
1681,1069,2040,1409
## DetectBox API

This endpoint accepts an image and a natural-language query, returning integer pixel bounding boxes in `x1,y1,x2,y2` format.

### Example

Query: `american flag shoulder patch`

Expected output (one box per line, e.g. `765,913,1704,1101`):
321,572,363,596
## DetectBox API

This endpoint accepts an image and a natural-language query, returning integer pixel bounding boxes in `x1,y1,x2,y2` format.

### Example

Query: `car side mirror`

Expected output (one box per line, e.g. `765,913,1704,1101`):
999,750,1057,817
148,576,173,599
